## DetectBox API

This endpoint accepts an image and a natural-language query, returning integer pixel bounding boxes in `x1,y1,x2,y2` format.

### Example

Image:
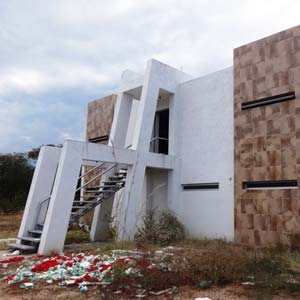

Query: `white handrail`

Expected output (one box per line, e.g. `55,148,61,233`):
78,162,105,180
75,163,117,192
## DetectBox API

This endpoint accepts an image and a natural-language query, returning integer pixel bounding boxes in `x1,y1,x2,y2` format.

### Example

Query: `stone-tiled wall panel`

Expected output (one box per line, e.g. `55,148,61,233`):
234,25,300,247
85,94,117,189
86,94,117,141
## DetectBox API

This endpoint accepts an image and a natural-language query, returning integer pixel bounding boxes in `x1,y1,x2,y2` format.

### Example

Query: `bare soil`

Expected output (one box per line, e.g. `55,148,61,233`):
0,213,22,240
1,213,300,300
1,283,300,300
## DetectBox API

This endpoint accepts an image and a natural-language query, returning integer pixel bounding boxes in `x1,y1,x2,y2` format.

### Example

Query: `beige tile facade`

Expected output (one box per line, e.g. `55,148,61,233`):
85,94,117,188
86,94,117,142
234,25,300,247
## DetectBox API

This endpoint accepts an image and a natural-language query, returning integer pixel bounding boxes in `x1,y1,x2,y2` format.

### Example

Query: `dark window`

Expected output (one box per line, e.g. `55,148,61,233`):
158,110,169,154
182,183,219,190
242,180,297,189
88,135,109,143
241,91,295,110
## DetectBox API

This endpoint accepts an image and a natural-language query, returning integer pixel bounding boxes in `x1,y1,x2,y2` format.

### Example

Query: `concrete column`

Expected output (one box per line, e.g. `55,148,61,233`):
90,167,117,242
18,146,61,239
109,92,133,148
168,94,176,156
38,141,83,254
131,62,160,152
167,158,182,214
90,92,133,241
117,61,171,239
117,158,146,240
116,61,162,239
167,92,181,214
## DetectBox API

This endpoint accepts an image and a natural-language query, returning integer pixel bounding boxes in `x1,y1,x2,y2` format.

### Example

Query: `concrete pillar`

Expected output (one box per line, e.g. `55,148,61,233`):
38,141,83,254
116,61,162,239
18,146,61,239
167,158,182,214
117,160,146,240
90,167,117,242
131,62,160,152
109,92,133,148
167,92,181,214
90,92,133,241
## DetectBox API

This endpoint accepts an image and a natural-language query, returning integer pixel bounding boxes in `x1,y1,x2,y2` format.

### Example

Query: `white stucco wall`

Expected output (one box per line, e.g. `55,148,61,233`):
146,168,168,214
125,99,139,148
176,67,234,240
112,61,234,241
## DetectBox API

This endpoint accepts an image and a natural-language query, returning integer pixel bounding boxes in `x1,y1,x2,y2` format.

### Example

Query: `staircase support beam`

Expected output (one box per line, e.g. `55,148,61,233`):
18,146,61,241
38,141,84,255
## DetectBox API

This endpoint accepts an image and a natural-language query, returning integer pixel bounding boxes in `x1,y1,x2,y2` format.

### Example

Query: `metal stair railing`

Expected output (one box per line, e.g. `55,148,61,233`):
69,163,120,223
34,161,111,228
35,196,51,227
75,163,117,193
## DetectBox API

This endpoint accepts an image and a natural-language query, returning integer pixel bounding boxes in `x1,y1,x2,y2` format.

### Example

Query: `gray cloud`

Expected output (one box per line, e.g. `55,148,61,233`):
0,0,300,152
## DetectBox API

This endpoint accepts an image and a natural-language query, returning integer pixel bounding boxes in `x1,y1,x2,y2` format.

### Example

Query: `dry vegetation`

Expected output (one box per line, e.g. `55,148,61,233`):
0,212,22,239
1,213,300,299
2,239,300,299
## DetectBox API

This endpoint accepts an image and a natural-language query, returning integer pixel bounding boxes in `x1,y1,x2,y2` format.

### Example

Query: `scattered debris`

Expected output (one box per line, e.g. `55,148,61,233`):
0,256,24,264
1,250,20,257
149,286,177,296
20,282,34,289
0,251,179,298
199,280,211,289
241,281,255,286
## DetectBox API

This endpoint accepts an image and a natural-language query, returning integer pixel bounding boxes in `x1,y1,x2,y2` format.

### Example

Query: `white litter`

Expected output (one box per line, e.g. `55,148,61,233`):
2,250,20,258
242,281,255,286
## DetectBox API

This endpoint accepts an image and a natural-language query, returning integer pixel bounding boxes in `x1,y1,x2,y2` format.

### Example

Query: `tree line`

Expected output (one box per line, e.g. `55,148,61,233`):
0,146,57,213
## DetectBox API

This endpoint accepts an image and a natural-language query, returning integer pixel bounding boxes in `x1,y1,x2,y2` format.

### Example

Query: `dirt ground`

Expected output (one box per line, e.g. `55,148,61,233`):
1,283,300,300
1,213,300,300
1,253,300,300
0,213,22,240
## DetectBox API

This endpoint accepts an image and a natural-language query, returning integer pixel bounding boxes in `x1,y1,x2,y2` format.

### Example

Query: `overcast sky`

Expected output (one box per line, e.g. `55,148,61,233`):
1,0,300,153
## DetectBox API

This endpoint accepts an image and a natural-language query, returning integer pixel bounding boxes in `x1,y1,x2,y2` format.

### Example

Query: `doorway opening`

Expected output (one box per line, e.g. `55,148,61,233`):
150,109,169,155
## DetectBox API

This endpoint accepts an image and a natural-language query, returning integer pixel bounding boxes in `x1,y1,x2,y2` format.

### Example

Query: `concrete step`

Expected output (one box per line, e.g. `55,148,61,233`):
20,237,41,243
72,205,89,209
99,189,116,193
85,189,101,193
102,181,124,185
28,229,42,235
102,183,124,188
115,171,127,175
73,200,96,203
105,181,123,185
109,175,126,180
8,243,36,253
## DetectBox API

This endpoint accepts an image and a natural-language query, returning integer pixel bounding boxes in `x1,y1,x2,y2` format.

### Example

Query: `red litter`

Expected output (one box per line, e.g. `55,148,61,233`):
0,256,24,264
31,259,61,272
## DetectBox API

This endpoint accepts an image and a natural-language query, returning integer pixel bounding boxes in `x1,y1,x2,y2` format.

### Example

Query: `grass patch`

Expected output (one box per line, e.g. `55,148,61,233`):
251,250,300,293
65,230,90,244
170,239,300,294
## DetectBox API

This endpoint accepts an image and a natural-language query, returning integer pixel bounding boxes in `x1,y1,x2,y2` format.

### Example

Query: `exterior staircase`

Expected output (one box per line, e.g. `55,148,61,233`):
8,165,127,253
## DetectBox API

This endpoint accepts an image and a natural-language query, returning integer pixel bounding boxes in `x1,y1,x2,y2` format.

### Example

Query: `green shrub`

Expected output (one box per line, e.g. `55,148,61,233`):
157,211,185,246
136,210,185,246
